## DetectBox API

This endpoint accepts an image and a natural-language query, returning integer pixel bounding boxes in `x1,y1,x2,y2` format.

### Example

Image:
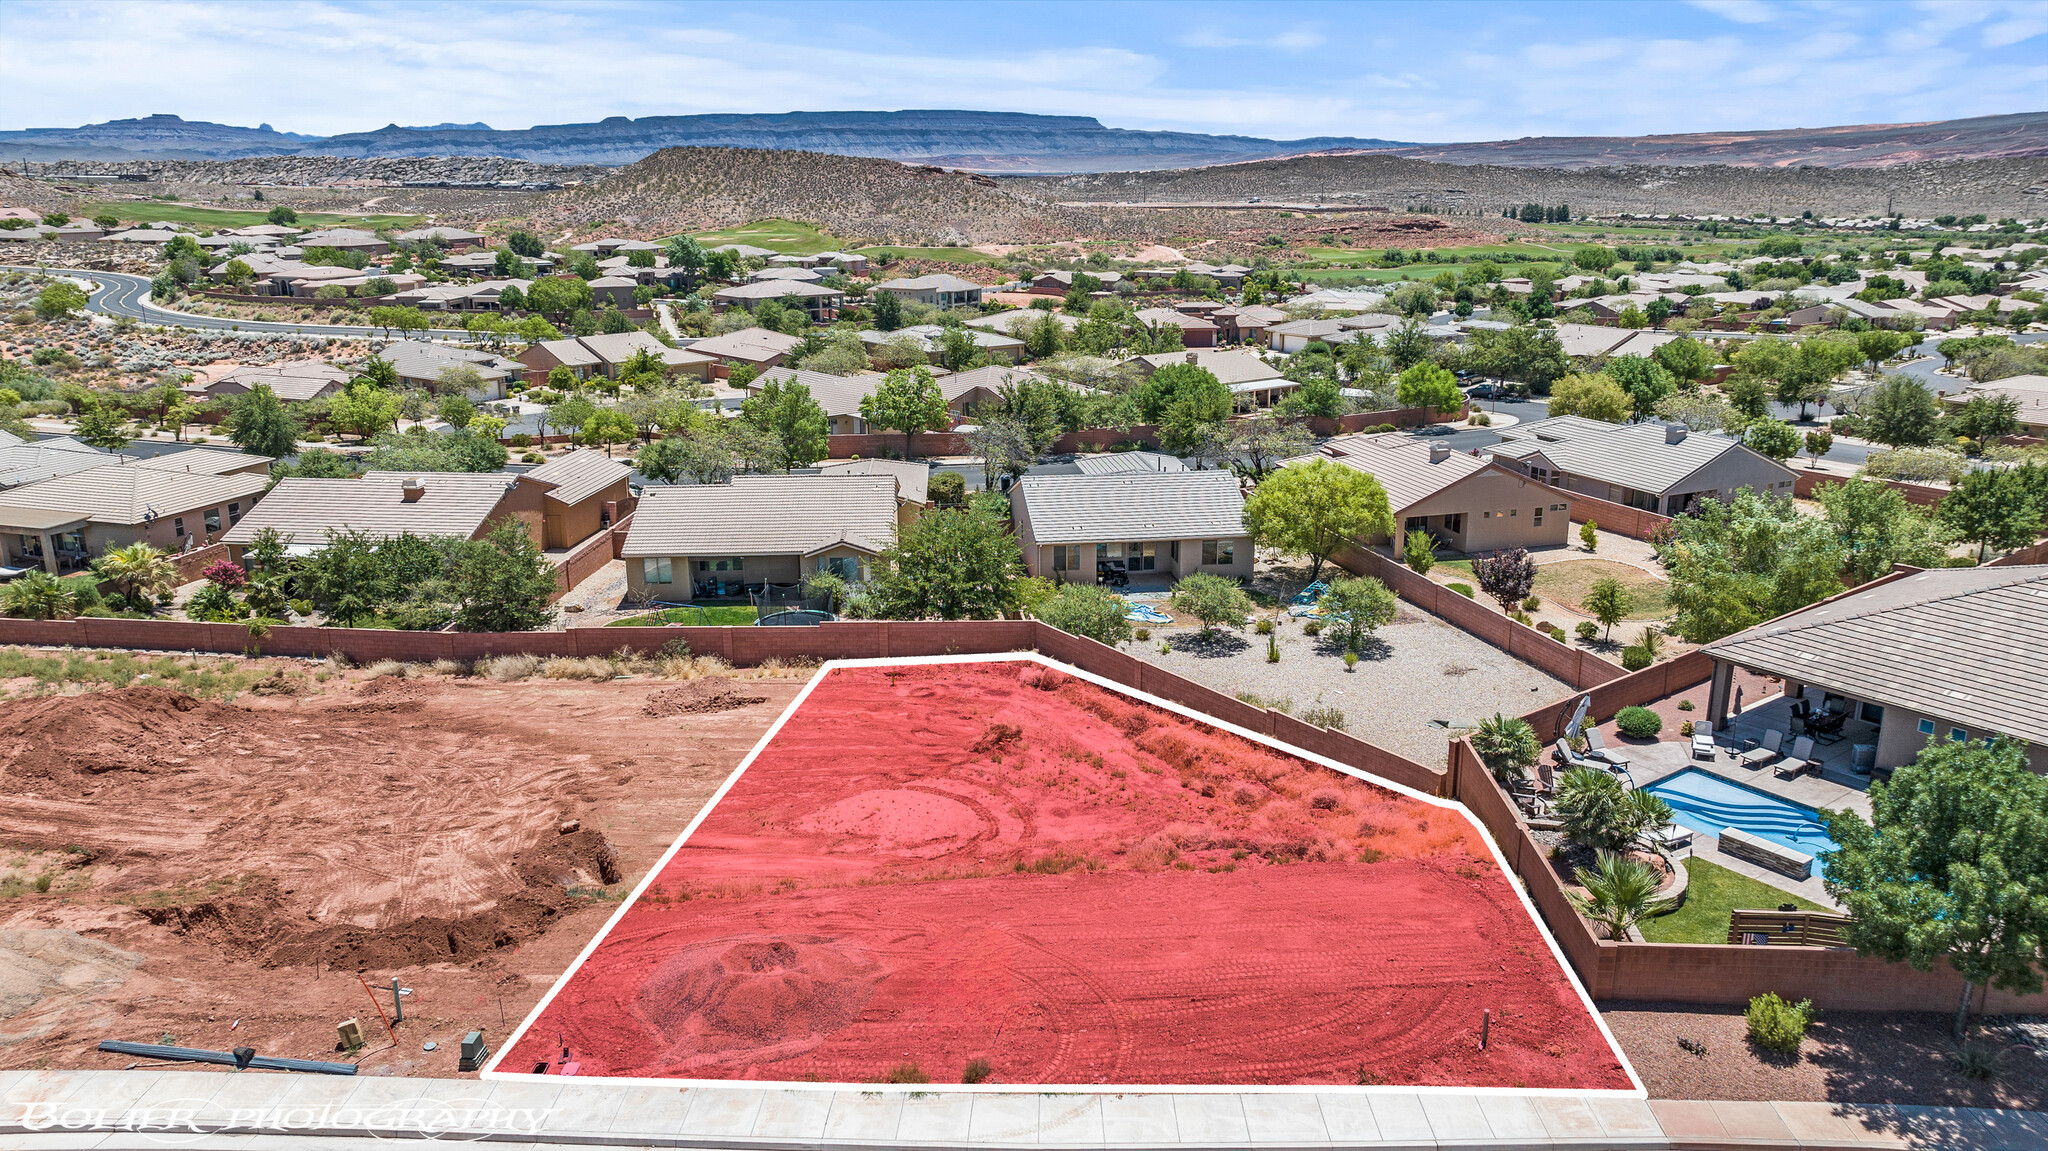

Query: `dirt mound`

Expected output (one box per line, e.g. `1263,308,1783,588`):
637,936,883,1055
643,680,766,717
332,674,429,713
0,686,229,786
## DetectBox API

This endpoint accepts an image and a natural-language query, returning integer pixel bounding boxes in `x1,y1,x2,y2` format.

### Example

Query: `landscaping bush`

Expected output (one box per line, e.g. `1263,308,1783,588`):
1254,617,1274,635
1745,993,1814,1054
507,433,534,447
1614,706,1663,739
1575,621,1599,641
1301,619,1321,635
1951,1042,2003,1082
883,1062,929,1084
1521,595,1542,611
1133,627,1149,641
960,1057,993,1084
1677,699,1695,711
1342,650,1358,671
1620,645,1653,671
1679,720,1695,737
1300,704,1346,729
1447,582,1475,598
1538,621,1565,639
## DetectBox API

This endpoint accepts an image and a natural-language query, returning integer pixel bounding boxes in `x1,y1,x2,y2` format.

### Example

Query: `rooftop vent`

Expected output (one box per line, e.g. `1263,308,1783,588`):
1429,443,1452,463
1665,424,1688,444
1184,351,1198,365
401,478,426,502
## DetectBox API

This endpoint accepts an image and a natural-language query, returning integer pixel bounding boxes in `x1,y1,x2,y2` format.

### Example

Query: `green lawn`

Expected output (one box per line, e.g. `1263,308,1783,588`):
686,218,839,254
1638,857,1829,944
91,202,424,231
605,605,759,627
853,244,1007,266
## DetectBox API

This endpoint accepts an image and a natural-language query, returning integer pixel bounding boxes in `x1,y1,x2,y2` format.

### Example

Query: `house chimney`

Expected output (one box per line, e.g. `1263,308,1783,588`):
401,478,426,502
1664,424,1688,444
1429,443,1451,463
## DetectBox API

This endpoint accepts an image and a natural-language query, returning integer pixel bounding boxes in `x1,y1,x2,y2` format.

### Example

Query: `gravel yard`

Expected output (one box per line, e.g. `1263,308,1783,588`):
1130,600,1571,768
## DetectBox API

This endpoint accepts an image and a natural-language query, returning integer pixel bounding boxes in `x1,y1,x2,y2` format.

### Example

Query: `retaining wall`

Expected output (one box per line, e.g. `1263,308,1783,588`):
172,543,231,583
550,513,631,602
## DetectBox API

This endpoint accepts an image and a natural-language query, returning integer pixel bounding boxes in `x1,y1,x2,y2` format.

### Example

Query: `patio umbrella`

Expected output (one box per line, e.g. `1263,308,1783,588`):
1565,695,1592,740
1735,686,1745,715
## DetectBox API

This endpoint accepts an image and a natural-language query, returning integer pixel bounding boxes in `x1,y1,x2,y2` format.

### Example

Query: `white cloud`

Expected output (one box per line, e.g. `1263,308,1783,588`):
1687,0,1779,23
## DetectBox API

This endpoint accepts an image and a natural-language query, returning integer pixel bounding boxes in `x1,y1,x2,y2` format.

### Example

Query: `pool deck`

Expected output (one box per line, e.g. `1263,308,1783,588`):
1597,695,1873,908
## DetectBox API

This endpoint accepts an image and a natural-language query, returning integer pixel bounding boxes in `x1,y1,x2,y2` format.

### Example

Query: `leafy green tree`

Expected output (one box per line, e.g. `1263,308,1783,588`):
1319,575,1398,652
265,205,298,226
218,258,256,292
1583,576,1633,640
1464,323,1567,391
859,365,951,459
507,230,544,258
1033,583,1133,647
1743,418,1802,462
1804,428,1833,464
1472,713,1540,783
1394,361,1462,413
870,289,903,331
526,275,592,317
227,384,302,458
1225,414,1314,480
73,402,131,451
1660,489,1848,642
1860,375,1944,447
543,392,597,440
1134,363,1226,423
1944,393,2021,455
1605,355,1676,420
1275,375,1343,418
91,212,121,230
1820,738,2048,1037
1812,478,1952,584
1243,458,1393,580
1572,245,1615,272
1168,572,1253,636
33,281,88,321
1937,467,2045,561
1547,372,1632,423
740,377,830,467
1651,336,1715,385
1473,546,1537,613
1383,320,1432,370
436,394,476,429
867,503,1022,619
328,381,402,440
927,469,966,508
578,409,636,456
444,519,558,631
1855,328,1915,375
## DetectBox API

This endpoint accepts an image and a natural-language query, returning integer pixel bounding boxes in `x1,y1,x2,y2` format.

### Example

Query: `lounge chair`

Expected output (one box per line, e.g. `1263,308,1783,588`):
1774,736,1820,779
1584,727,1631,770
1738,729,1785,768
1656,823,1695,851
1553,739,1599,771
1691,721,1716,760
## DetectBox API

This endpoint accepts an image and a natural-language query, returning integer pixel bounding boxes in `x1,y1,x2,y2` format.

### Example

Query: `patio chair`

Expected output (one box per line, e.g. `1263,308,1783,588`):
1583,728,1631,770
1807,710,1849,744
1737,729,1785,768
1552,739,1599,771
1774,736,1820,779
1656,823,1695,851
1691,721,1715,760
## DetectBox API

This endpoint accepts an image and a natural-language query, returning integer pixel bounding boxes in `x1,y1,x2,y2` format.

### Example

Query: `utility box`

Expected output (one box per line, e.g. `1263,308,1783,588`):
459,1030,490,1073
337,1018,367,1050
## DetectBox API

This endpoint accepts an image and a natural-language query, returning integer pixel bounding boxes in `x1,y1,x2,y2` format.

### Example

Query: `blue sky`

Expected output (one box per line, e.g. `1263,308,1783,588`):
2,0,2043,141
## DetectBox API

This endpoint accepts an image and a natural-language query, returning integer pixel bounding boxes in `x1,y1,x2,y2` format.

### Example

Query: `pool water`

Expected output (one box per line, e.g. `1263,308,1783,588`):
1643,768,1840,865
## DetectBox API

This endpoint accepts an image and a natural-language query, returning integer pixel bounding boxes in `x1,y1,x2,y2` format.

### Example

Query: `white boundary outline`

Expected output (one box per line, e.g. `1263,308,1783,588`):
482,652,1645,1098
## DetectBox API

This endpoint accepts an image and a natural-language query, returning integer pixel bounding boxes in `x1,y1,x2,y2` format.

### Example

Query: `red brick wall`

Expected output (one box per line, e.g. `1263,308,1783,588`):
1989,538,2048,567
1556,489,1672,541
1793,469,1946,509
173,543,232,583
826,431,970,459
551,512,630,602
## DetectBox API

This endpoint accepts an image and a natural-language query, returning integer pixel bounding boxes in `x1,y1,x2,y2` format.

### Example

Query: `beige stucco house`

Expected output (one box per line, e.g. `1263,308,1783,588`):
1302,433,1570,558
620,474,903,602
1010,470,1251,583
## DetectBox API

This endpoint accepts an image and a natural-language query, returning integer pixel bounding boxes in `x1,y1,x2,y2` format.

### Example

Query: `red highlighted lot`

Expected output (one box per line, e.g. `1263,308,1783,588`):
500,659,1632,1089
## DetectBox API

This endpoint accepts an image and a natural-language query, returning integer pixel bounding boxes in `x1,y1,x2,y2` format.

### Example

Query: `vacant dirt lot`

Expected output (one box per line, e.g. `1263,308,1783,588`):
0,668,802,1077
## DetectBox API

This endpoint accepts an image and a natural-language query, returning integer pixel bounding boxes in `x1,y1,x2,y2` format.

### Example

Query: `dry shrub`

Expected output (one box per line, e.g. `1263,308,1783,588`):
660,653,733,680
1230,782,1265,808
428,658,469,676
543,656,615,681
362,659,412,679
1124,831,1181,871
483,653,542,682
1309,788,1342,811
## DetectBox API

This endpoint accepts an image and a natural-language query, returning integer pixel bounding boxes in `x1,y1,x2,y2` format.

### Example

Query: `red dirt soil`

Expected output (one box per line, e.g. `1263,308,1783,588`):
505,661,1631,1089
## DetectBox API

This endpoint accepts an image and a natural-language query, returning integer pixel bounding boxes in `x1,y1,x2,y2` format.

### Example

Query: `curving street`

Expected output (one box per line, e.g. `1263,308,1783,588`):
2,264,474,339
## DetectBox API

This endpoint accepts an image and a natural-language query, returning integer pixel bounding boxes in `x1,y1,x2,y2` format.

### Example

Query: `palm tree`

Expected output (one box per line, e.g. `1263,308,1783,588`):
0,571,78,620
1625,790,1677,851
1472,713,1540,784
92,542,178,610
1571,852,1672,940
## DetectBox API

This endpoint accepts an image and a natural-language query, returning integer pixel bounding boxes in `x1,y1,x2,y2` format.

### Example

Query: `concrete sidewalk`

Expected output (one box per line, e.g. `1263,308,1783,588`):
5,1069,2043,1150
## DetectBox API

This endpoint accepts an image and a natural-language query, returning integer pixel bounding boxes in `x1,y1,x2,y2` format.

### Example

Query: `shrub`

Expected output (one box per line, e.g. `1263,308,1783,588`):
960,1057,993,1084
508,433,534,447
1614,706,1663,739
1510,609,1533,624
1580,521,1598,551
1522,595,1542,611
1133,627,1149,641
883,1062,929,1084
1679,720,1695,737
1300,705,1346,730
1302,619,1322,635
1951,1041,2002,1082
1448,582,1475,598
1342,650,1358,671
1575,621,1599,641
1402,529,1436,574
1472,713,1540,783
1266,632,1280,662
1620,645,1653,671
1254,617,1274,635
1745,993,1814,1054
1677,699,1695,711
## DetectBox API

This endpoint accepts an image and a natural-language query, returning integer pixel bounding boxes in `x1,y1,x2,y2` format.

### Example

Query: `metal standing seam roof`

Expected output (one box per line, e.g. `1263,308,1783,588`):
0,464,268,526
218,472,521,547
621,475,901,558
1493,419,1793,497
1014,470,1245,545
1301,434,1498,513
1702,566,2048,747
523,448,632,507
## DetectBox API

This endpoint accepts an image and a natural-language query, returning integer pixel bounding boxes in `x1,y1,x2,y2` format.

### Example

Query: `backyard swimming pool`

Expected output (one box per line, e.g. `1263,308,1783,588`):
1644,768,1841,865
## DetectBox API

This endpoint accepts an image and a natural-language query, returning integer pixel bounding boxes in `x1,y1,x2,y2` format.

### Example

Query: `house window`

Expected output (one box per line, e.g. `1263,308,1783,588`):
642,557,673,584
1860,702,1885,724
1126,542,1157,571
1948,727,1967,743
1620,487,1660,512
1528,466,1550,485
820,556,860,580
19,534,42,557
1443,513,1464,533
173,517,185,539
228,502,242,525
1917,718,1936,736
1532,506,1543,527
1052,545,1080,572
1201,539,1234,566
1169,541,1179,560
700,557,744,572
204,508,222,533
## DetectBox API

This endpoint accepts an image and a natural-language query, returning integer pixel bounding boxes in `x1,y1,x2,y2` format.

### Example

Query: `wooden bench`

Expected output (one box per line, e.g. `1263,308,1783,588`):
1728,908,1853,946
1719,826,1814,879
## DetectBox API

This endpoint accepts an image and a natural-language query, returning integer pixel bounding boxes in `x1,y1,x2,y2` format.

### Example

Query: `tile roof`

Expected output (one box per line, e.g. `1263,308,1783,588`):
937,364,1047,402
621,475,900,557
713,280,843,300
572,330,674,366
532,337,602,368
523,448,632,507
1493,417,1794,496
220,472,521,546
751,367,881,418
1303,433,1495,513
874,274,983,294
1702,566,2048,747
210,360,351,401
1132,348,1286,387
814,458,929,504
685,328,804,362
1014,470,1245,544
1550,323,1635,358
377,340,521,382
131,447,272,474
396,226,484,242
1074,451,1188,475
0,437,110,489
0,464,267,526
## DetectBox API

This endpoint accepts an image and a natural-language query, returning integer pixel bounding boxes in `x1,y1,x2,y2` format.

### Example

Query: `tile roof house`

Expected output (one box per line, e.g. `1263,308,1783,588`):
684,328,805,374
0,464,269,571
620,475,903,601
570,331,716,381
101,228,181,245
708,243,777,260
1942,373,2048,437
395,226,485,249
220,471,545,556
747,266,826,283
0,436,111,489
1074,451,1188,476
521,447,636,548
711,279,845,320
813,458,930,523
130,447,273,477
813,251,869,275
1010,470,1251,584
1133,307,1219,348
1489,416,1798,515
1130,348,1295,410
746,367,883,434
376,340,522,400
587,275,638,310
860,325,1026,365
1700,565,2048,773
935,363,1048,417
517,337,604,384
294,228,389,254
1300,433,1568,559
195,360,351,402
871,274,984,308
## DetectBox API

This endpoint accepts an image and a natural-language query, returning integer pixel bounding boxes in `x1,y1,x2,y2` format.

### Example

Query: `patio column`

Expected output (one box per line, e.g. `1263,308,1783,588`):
37,530,57,575
1707,659,1734,727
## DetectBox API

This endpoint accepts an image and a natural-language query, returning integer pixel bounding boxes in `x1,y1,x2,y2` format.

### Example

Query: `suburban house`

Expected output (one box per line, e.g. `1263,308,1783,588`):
685,328,805,374
746,367,881,434
569,331,716,382
1700,565,2048,774
588,276,638,310
711,280,845,321
517,337,605,384
1133,307,1219,348
1267,318,1368,354
194,361,350,402
1010,470,1252,584
966,309,1080,339
1488,416,1798,515
708,243,776,260
1130,348,1295,411
391,278,530,311
1943,373,2048,437
870,274,984,308
860,325,1026,365
0,436,113,489
813,458,929,527
936,363,1047,418
378,340,523,400
0,464,270,571
130,447,273,478
395,226,485,250
220,471,546,557
813,251,869,276
620,474,903,601
1029,270,1123,295
748,266,825,283
520,448,636,549
101,228,181,246
1303,433,1569,559
294,228,388,255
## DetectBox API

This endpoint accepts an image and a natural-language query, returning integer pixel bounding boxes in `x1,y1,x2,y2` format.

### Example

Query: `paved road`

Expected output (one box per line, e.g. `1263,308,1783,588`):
3,265,473,339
